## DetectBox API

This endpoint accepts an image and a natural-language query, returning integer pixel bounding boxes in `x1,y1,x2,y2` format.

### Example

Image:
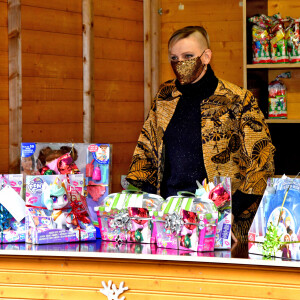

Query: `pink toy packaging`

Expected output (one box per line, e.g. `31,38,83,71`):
25,174,96,244
21,142,112,237
0,174,25,243
154,192,218,252
95,191,164,244
211,177,232,250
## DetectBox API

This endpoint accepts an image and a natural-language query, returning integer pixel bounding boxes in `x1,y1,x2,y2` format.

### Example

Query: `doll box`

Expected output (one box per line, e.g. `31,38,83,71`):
213,177,232,250
154,194,218,252
0,175,25,243
21,142,112,232
25,174,96,244
248,177,300,260
95,191,164,244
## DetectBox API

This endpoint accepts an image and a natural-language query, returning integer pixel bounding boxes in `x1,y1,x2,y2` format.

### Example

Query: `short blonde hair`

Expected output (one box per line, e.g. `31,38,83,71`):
168,26,210,50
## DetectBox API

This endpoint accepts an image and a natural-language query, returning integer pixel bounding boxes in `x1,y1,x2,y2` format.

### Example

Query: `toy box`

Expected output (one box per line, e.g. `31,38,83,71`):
213,177,232,250
0,174,25,243
95,191,164,243
21,142,112,235
154,192,218,252
248,176,300,260
25,174,96,244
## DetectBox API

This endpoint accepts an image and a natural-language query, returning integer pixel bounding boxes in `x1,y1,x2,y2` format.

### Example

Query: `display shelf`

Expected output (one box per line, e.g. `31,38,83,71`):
243,0,300,175
247,63,300,69
265,119,300,123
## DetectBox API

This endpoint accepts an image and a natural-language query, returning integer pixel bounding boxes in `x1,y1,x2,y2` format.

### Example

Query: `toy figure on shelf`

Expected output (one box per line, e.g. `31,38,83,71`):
44,178,73,231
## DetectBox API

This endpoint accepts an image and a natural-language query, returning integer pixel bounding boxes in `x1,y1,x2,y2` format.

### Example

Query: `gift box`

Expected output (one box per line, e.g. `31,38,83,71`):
154,192,218,252
248,176,300,260
0,174,26,243
25,174,96,244
95,191,164,244
21,142,112,235
212,177,232,250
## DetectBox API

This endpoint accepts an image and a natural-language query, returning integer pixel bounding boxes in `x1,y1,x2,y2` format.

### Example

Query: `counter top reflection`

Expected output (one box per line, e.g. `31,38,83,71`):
1,240,299,268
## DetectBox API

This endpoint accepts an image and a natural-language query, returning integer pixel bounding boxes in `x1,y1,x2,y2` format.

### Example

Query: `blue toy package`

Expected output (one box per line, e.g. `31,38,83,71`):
249,176,300,260
20,143,112,238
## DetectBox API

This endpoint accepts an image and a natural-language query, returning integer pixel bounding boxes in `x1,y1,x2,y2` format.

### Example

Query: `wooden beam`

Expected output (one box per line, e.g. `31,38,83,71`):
8,0,22,173
150,0,161,103
143,0,161,120
82,0,94,143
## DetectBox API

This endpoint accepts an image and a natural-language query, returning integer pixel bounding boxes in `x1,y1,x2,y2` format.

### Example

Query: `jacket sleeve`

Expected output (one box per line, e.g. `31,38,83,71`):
126,94,160,192
237,90,275,195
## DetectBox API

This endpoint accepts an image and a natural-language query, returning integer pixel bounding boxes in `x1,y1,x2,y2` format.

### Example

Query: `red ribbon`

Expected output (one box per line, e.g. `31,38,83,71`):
67,201,91,225
26,204,48,210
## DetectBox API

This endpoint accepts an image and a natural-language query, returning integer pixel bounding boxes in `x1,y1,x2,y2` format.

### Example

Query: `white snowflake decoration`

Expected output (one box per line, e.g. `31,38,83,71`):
100,280,129,300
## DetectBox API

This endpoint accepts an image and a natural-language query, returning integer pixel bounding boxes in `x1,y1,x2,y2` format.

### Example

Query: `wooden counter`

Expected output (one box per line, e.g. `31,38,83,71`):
0,241,300,299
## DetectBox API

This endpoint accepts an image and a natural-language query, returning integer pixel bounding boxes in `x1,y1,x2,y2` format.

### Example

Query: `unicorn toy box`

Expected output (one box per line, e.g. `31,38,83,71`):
25,174,96,244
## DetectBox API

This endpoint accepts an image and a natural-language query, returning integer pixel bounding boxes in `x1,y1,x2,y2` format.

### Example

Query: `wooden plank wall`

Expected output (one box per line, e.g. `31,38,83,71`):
160,0,243,87
0,0,144,192
93,0,144,192
0,0,9,173
21,0,83,143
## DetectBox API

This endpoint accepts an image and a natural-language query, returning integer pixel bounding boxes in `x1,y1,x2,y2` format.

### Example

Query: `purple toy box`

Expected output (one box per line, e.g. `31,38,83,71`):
154,192,218,252
95,191,164,244
25,174,96,244
0,174,25,243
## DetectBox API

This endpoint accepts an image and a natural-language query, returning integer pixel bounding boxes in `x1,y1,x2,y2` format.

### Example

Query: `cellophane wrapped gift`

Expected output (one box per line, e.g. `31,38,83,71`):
154,192,218,252
248,15,272,64
21,142,112,238
248,176,300,260
0,175,25,243
25,174,96,244
211,177,232,250
95,190,164,244
285,18,300,63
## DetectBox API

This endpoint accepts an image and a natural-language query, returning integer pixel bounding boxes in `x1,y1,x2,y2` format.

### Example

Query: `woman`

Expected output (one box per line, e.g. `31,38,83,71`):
127,26,275,241
21,155,36,175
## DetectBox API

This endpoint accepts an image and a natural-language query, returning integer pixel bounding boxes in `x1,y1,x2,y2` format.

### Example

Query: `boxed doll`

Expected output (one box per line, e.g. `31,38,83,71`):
248,176,300,260
21,142,112,235
154,192,218,252
25,174,96,244
0,174,26,243
95,191,164,244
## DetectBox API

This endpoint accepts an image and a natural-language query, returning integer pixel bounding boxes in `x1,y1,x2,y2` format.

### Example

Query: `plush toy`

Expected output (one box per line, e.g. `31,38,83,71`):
43,178,73,231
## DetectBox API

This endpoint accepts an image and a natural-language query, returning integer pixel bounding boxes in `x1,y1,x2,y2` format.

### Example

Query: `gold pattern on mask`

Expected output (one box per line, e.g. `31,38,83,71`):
171,55,205,85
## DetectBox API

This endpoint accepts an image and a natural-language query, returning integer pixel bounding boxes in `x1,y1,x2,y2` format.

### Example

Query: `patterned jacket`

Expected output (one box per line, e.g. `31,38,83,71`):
127,78,275,196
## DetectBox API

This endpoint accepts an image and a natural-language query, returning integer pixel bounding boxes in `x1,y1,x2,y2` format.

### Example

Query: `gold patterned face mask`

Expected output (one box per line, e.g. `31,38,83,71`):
171,51,206,85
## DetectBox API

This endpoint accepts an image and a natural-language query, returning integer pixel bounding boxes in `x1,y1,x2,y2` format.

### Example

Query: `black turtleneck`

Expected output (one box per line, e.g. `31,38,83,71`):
160,64,218,199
